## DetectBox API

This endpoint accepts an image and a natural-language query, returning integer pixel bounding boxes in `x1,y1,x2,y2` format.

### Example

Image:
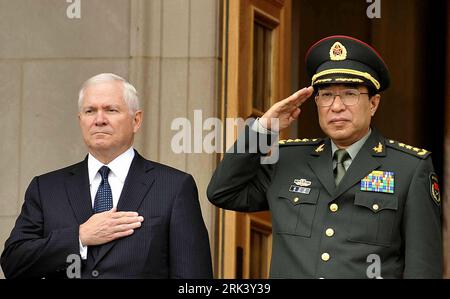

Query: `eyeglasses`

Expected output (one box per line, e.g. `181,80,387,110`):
315,89,369,107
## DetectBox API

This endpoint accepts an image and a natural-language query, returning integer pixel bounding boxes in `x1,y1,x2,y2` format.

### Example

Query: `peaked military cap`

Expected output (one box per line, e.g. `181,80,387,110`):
305,35,390,91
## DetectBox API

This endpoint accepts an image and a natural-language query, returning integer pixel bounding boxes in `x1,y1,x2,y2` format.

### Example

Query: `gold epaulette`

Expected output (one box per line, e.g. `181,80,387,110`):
278,138,323,146
385,139,431,159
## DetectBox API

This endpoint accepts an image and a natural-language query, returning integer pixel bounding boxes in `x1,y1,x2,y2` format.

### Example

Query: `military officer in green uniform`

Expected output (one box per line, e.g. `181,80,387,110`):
207,35,442,278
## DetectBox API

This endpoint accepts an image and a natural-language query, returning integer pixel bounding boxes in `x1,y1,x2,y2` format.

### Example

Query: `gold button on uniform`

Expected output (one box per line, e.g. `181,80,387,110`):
325,228,335,237
372,204,379,211
329,203,338,212
293,197,299,203
321,253,330,262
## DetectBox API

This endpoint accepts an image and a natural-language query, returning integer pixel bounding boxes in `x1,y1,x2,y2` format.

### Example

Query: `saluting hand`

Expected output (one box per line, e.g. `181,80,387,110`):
259,86,314,131
79,208,144,246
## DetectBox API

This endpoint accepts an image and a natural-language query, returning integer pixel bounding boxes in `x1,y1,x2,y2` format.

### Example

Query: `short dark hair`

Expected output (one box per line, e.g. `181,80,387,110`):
367,86,377,98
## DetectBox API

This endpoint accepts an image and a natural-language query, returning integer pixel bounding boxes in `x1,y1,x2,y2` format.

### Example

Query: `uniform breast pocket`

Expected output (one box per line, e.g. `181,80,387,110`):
274,186,319,237
348,192,398,247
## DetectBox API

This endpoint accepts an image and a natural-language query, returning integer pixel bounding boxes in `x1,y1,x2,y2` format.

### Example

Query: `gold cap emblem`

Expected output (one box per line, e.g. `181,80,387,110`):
330,42,347,61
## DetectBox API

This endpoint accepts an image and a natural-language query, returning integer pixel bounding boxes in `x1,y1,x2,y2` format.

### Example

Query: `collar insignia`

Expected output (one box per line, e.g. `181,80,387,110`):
315,144,325,153
373,142,383,153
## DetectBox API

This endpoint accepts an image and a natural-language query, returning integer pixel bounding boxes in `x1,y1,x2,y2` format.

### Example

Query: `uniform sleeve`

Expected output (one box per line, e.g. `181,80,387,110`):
402,157,443,278
207,124,276,212
0,177,80,279
169,174,213,278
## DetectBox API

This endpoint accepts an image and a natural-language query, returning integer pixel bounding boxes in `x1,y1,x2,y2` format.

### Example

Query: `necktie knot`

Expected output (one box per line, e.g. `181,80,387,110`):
98,166,110,181
334,149,350,164
334,149,350,186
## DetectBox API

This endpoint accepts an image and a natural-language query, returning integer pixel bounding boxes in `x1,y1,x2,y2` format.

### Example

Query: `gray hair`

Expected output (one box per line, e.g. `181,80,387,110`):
78,73,140,114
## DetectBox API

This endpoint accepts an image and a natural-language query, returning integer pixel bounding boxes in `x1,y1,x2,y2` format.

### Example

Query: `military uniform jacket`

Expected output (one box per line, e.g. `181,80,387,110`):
207,126,442,278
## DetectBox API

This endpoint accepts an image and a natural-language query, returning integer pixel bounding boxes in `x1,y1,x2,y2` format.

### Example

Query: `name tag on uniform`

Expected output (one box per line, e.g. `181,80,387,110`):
289,185,311,194
360,171,395,194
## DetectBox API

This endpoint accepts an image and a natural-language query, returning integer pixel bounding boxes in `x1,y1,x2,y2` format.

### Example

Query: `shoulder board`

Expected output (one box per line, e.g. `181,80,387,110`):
278,138,323,146
385,139,431,159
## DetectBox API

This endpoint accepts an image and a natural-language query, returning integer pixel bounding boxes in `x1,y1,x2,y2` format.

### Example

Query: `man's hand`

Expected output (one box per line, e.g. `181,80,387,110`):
79,208,144,246
259,86,314,131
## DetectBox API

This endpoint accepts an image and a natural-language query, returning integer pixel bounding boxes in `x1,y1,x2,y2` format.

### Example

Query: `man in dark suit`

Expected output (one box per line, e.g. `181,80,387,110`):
207,36,442,278
1,73,213,279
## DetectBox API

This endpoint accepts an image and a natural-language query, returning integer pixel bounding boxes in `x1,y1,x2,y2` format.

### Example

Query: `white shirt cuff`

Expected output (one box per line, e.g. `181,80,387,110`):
251,118,274,135
79,238,88,260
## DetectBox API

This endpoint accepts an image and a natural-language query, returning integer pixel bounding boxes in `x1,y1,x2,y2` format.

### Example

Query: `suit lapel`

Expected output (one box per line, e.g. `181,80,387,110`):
333,129,386,200
93,152,156,267
308,139,336,197
65,157,93,225
116,153,156,212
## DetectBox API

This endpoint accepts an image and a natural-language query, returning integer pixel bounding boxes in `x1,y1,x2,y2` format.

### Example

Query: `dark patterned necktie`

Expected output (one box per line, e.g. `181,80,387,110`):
334,149,350,186
93,166,113,213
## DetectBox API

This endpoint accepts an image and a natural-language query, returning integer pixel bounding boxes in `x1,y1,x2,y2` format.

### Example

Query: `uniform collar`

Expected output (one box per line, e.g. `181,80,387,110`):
330,129,372,160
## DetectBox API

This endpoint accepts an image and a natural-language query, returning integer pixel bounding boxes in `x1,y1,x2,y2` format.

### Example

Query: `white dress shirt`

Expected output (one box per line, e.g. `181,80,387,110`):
79,147,135,259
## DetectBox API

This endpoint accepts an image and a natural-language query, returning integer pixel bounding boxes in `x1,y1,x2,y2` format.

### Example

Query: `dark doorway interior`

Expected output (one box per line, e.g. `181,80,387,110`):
291,0,447,185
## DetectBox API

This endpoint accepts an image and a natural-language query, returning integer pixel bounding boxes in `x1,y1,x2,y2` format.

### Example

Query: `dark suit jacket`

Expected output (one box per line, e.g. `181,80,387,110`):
1,151,213,279
207,126,442,278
